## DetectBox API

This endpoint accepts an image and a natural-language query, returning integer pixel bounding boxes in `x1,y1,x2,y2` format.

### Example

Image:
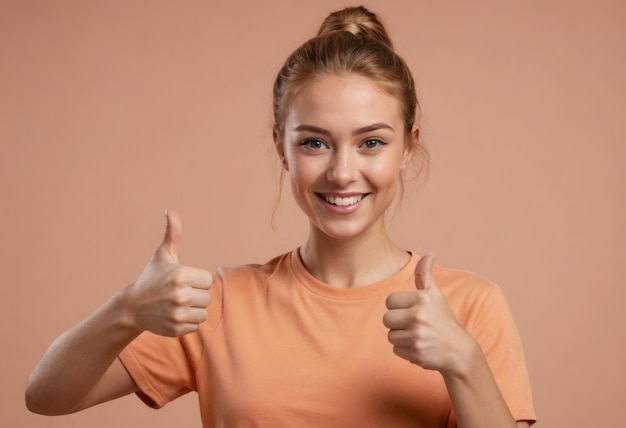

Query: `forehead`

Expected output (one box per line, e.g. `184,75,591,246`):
285,74,403,132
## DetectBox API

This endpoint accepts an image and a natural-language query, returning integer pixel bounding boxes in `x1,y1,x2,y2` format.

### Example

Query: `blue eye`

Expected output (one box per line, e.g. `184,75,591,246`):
302,139,326,149
362,139,385,149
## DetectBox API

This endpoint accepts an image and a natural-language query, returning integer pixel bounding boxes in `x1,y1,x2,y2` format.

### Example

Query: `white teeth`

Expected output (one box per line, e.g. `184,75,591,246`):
322,194,364,206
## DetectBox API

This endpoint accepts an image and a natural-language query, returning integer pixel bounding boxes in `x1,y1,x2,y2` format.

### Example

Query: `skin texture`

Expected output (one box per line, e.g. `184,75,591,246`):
27,74,530,427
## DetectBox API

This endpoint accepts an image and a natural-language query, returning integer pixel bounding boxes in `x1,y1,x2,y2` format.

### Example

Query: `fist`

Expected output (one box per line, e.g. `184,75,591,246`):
123,210,213,337
383,252,474,373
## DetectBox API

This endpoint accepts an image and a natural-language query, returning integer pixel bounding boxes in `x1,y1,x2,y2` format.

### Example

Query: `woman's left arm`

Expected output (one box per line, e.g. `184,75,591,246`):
440,334,520,427
384,253,529,428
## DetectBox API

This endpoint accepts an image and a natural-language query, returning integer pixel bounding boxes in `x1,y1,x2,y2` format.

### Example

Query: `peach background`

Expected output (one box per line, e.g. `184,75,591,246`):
2,0,624,427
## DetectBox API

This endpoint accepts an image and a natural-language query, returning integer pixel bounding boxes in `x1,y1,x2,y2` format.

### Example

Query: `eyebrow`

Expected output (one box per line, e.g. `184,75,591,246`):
292,122,394,136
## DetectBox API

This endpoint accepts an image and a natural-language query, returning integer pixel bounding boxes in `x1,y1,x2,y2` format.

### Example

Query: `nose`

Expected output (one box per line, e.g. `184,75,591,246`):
326,147,359,186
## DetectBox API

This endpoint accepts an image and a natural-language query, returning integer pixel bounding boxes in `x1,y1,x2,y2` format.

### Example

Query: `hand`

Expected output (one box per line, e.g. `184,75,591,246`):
122,209,213,337
383,252,474,374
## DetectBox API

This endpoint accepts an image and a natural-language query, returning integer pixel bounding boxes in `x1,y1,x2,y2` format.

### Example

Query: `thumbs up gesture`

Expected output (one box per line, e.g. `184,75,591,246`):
383,252,474,373
122,210,213,337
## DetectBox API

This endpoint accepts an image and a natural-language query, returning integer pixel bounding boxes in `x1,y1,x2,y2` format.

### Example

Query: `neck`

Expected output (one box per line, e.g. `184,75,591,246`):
299,223,410,288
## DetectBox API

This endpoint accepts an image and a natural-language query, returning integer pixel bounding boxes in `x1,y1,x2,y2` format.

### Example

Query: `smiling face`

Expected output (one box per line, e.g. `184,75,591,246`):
275,74,415,241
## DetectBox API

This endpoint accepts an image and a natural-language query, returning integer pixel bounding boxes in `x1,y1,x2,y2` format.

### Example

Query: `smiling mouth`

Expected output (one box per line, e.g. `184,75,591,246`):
317,193,368,206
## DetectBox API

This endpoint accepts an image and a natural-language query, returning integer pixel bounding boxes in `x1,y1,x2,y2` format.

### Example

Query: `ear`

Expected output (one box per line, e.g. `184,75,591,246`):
400,124,420,170
273,125,289,171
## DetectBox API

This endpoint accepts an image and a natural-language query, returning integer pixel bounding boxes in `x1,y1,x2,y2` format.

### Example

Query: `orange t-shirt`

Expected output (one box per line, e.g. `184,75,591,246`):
119,250,536,427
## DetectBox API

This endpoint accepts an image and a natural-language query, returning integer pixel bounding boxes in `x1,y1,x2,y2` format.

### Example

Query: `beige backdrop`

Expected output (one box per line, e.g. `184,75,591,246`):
2,1,624,427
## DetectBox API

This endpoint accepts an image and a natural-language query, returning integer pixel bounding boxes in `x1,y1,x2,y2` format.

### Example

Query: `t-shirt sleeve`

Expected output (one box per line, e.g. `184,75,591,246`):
118,272,224,409
471,285,536,424
119,332,199,408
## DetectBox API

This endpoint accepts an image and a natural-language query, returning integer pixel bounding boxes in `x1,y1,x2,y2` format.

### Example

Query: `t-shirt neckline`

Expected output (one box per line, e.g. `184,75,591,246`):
289,248,418,301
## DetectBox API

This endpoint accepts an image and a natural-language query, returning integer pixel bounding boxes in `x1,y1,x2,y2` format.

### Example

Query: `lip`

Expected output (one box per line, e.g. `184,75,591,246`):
315,192,369,214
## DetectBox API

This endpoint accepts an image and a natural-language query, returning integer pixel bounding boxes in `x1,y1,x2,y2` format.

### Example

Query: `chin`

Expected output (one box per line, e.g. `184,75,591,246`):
312,221,372,241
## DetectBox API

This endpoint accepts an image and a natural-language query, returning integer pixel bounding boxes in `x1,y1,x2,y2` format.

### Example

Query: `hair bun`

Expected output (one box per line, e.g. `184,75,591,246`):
317,6,393,49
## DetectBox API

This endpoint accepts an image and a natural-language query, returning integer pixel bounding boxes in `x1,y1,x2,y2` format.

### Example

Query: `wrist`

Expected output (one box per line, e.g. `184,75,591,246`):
441,332,483,381
111,284,144,336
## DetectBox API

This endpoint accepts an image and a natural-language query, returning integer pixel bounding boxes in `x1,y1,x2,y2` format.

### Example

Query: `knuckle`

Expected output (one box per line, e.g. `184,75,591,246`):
169,268,186,286
409,311,422,325
169,307,187,324
170,289,190,306
413,292,428,305
409,325,424,343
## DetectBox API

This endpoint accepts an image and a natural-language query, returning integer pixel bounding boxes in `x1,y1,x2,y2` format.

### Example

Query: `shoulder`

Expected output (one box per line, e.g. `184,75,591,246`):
213,251,294,288
431,262,510,328
433,263,501,298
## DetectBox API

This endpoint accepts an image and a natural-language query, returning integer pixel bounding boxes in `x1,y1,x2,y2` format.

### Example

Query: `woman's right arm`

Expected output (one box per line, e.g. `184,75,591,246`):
25,210,213,415
25,290,141,415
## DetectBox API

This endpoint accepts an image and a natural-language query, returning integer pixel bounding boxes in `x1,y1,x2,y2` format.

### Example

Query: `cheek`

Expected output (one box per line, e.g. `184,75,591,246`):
287,163,314,200
288,156,325,188
368,156,403,186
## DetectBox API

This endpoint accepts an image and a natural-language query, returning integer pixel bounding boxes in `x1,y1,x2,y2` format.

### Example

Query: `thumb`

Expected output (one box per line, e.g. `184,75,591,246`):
158,209,182,263
415,251,436,291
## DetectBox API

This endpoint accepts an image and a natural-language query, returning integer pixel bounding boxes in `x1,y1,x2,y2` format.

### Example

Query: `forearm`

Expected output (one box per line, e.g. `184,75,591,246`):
443,338,517,428
26,288,140,415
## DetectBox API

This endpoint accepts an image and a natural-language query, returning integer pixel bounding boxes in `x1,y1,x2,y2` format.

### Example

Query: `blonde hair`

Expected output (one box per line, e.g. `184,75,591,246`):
273,6,423,151
271,6,428,224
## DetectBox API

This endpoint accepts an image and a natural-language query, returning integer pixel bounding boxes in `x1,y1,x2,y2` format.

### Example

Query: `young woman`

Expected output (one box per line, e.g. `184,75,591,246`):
26,6,535,427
